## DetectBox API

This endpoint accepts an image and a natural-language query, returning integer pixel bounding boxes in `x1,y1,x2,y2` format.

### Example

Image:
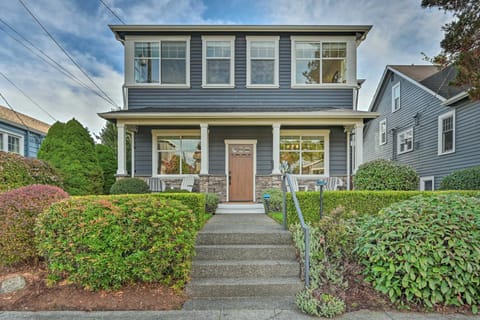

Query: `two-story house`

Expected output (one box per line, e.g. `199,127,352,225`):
363,65,480,190
0,105,50,158
100,25,378,202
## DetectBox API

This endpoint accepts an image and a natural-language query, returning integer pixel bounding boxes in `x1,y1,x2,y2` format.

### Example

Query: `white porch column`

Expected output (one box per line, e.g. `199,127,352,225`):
354,122,364,172
344,126,352,190
200,123,209,174
272,123,281,174
116,122,127,176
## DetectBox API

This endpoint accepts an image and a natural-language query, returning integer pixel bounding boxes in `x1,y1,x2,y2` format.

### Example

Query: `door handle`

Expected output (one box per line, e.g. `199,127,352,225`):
229,171,232,186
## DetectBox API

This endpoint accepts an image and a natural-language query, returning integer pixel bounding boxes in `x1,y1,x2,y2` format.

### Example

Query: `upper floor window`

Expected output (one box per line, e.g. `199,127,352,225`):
0,130,24,155
438,110,455,155
392,82,400,112
202,36,235,88
292,39,347,86
246,36,279,88
397,127,413,154
379,119,387,145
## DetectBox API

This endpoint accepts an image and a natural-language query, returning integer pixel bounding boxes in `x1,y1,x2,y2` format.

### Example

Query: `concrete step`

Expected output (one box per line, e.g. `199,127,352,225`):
182,296,297,310
194,244,297,260
195,231,292,245
186,277,303,298
191,260,299,278
216,203,265,214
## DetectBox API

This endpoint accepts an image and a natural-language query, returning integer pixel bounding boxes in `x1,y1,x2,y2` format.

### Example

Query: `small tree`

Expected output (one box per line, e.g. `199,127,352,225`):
95,144,117,194
38,119,104,195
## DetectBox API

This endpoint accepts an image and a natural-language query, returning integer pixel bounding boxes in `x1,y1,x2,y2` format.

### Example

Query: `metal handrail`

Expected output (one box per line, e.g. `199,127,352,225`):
282,173,310,288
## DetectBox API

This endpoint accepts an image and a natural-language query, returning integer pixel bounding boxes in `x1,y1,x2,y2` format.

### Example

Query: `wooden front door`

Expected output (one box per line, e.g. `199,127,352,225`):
228,144,254,202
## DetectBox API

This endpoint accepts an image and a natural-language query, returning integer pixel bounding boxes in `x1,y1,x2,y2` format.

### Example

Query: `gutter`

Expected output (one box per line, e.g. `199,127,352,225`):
442,91,469,106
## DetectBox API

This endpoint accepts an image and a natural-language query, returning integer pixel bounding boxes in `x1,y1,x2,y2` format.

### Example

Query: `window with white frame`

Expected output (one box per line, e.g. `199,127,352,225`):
0,130,23,155
392,82,400,111
438,110,455,155
202,36,235,87
246,36,279,87
292,40,347,85
397,127,413,154
133,37,189,85
379,119,387,145
420,176,434,191
152,131,201,175
280,131,329,175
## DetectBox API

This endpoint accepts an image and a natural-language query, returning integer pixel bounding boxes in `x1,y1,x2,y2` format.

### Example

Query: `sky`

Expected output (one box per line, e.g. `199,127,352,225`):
0,0,452,136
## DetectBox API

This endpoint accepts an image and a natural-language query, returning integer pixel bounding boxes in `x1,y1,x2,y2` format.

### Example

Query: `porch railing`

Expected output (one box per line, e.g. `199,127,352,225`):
282,173,310,288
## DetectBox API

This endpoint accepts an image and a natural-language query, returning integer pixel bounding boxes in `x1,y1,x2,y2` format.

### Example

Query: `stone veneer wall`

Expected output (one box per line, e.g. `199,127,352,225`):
199,175,227,202
255,175,282,202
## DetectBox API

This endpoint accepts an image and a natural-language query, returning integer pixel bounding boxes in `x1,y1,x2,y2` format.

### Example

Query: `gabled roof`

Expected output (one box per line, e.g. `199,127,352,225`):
0,105,50,134
389,65,441,82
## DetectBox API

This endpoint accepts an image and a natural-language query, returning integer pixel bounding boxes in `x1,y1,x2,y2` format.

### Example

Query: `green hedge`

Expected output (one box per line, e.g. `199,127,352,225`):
36,193,203,291
110,178,150,194
156,192,206,227
440,166,480,190
286,190,480,226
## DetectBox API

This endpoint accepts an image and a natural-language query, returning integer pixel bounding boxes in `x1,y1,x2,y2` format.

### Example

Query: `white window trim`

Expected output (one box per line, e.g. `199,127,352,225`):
379,119,387,145
392,82,401,112
290,36,356,88
438,110,456,155
246,36,279,88
202,35,235,88
224,139,257,202
125,35,191,88
0,129,24,156
420,176,435,191
151,129,200,177
280,129,330,177
397,127,413,155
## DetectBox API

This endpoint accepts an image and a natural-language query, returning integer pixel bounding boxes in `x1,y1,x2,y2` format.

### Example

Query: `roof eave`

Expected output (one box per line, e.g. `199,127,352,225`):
442,91,469,106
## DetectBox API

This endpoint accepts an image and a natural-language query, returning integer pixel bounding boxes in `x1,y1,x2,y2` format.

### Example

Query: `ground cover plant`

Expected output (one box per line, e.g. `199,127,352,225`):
354,159,419,191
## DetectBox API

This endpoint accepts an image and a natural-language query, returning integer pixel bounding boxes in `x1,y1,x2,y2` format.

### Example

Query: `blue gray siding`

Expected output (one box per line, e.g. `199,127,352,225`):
128,34,354,110
0,121,45,158
364,72,480,189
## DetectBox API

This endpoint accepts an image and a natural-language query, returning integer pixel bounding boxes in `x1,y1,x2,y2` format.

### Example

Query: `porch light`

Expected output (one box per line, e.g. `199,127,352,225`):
263,194,271,214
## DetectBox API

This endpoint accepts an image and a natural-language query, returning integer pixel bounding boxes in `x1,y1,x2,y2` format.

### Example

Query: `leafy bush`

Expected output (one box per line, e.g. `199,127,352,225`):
296,289,345,318
354,159,419,190
262,188,283,212
110,178,150,194
355,194,480,309
205,193,219,214
36,194,200,290
38,119,103,195
0,151,63,192
95,144,116,194
157,193,206,226
0,185,68,266
440,166,480,190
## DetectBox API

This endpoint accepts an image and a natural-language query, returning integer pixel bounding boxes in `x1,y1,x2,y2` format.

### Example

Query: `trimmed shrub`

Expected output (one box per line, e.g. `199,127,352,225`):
38,119,104,195
355,194,480,308
157,193,206,226
262,188,283,212
95,144,117,194
110,178,150,194
440,166,480,190
36,194,200,291
0,151,63,192
354,159,419,190
205,193,219,214
0,185,68,266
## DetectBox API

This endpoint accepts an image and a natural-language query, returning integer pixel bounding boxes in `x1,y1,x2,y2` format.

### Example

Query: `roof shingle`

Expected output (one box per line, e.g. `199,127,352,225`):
0,105,50,134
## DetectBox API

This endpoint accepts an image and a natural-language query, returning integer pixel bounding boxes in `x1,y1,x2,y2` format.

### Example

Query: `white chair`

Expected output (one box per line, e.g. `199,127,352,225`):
286,176,309,192
180,176,195,192
315,177,344,191
146,177,165,192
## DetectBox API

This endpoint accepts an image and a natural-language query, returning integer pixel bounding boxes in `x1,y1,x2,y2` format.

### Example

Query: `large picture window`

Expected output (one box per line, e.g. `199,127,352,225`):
154,134,201,175
280,131,329,175
246,36,279,87
202,36,235,87
438,110,455,155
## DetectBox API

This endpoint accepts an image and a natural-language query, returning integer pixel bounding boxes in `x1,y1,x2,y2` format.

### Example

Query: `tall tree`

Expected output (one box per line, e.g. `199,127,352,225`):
421,0,480,99
96,121,132,174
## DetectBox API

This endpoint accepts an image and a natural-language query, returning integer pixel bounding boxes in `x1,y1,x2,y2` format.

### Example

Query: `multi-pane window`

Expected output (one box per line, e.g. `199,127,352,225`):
203,37,234,86
293,41,346,85
247,37,278,86
155,136,201,175
392,83,401,111
397,128,413,154
0,131,22,155
134,40,188,85
379,119,387,145
280,135,327,175
438,110,455,154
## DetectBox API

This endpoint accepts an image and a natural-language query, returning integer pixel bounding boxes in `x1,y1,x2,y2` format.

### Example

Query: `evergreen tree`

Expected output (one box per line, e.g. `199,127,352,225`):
38,119,104,195
96,121,132,174
95,144,116,194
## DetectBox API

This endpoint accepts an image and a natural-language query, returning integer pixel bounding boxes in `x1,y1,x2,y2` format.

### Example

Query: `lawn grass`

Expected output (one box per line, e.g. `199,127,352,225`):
267,211,283,224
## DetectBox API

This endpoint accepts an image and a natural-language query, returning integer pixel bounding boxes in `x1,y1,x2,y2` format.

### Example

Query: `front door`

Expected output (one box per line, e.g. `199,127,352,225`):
228,144,254,202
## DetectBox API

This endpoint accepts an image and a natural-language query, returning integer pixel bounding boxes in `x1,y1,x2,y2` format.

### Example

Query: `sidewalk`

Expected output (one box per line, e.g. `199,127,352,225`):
1,309,479,320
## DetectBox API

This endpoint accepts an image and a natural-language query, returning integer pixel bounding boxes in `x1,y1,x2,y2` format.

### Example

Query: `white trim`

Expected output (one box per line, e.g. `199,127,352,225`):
397,127,414,155
442,91,469,106
379,119,387,145
354,122,363,172
345,127,351,190
391,82,401,112
202,35,235,88
272,123,281,174
200,123,209,174
224,139,257,202
0,128,25,156
420,176,435,191
438,109,456,155
116,123,127,175
246,36,279,88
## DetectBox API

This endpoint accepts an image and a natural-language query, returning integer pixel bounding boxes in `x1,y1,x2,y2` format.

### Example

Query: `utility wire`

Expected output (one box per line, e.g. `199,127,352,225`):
0,71,57,122
0,92,29,130
99,0,126,24
18,0,120,108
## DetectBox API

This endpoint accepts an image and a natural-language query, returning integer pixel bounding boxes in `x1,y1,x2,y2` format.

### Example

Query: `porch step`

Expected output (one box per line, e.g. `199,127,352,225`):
191,259,299,278
215,203,265,214
194,244,296,260
196,231,292,245
182,296,297,310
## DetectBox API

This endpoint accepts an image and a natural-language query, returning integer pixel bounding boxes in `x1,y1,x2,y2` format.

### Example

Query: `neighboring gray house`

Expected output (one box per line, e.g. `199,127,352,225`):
100,25,378,202
0,105,50,158
363,65,480,190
